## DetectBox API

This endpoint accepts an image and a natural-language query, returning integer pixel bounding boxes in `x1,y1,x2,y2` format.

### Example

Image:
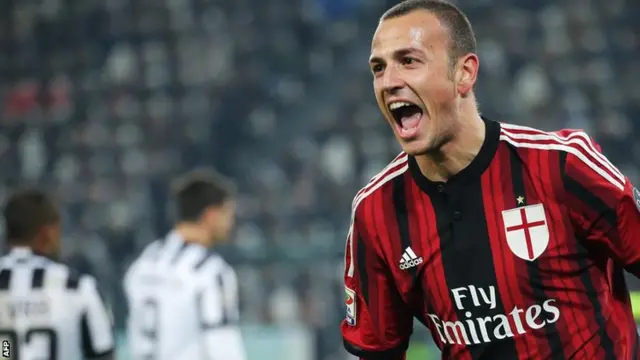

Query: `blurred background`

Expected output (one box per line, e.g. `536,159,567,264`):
0,0,638,359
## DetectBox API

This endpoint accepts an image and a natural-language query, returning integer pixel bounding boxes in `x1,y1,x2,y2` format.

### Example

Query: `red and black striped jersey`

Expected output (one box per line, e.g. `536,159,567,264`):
341,118,640,360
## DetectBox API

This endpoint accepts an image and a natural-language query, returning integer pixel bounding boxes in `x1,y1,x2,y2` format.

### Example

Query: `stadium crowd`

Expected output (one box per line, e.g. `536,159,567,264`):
0,0,637,358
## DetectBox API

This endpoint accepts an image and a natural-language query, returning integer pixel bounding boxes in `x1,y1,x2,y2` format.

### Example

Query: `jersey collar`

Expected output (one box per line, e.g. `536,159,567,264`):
4,247,45,265
8,246,34,257
408,117,501,194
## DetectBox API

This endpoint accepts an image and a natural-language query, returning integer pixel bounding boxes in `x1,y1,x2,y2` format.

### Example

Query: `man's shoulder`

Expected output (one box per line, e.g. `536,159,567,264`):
499,122,626,191
498,122,597,151
201,252,238,285
351,152,409,216
125,239,163,271
55,263,95,291
137,239,164,260
498,122,599,165
27,256,95,291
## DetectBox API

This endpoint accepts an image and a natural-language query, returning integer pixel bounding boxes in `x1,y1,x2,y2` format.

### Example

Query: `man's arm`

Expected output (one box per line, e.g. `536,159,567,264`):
79,275,116,360
341,208,413,360
198,264,246,360
561,130,640,276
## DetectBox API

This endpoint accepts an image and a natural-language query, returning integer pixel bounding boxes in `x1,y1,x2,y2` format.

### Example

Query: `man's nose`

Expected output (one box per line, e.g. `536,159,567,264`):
381,67,404,94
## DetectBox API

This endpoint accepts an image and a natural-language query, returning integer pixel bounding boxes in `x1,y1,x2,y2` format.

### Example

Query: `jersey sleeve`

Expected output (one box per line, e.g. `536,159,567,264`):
561,130,640,276
341,208,412,360
79,275,115,358
198,265,246,360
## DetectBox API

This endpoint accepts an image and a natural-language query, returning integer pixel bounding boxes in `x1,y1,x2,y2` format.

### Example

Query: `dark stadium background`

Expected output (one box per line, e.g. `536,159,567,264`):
0,0,638,359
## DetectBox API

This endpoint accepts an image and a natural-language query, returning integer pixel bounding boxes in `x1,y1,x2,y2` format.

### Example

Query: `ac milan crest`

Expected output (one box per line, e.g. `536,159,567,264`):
502,204,549,261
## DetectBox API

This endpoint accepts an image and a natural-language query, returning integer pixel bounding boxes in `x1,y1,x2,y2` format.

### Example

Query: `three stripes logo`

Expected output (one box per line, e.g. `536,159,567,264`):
399,247,423,270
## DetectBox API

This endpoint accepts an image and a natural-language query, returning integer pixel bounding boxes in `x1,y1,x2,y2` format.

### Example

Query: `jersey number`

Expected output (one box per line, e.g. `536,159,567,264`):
138,298,158,360
0,328,57,360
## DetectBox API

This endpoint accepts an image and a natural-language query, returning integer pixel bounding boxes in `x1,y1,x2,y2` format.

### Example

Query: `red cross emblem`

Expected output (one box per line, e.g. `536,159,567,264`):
502,204,549,261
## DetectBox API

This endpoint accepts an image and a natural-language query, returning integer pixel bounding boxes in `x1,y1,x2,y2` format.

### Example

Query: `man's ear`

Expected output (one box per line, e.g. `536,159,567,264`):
456,53,479,97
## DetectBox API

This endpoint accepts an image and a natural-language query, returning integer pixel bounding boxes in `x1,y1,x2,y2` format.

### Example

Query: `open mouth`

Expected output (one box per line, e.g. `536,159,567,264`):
388,101,423,136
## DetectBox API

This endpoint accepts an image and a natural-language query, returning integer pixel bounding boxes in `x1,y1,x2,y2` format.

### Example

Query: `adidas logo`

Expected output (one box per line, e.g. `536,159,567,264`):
399,247,423,270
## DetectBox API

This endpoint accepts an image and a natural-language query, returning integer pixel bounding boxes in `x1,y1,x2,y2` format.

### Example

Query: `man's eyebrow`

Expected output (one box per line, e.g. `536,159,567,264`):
395,47,424,57
369,56,383,64
369,47,425,63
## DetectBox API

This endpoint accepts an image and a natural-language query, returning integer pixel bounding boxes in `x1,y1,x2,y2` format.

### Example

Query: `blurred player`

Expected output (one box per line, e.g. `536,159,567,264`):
341,0,640,359
0,189,115,360
124,169,245,360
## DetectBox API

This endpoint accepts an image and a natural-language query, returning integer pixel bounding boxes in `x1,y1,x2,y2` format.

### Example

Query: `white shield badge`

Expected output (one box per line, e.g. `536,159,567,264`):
501,204,549,261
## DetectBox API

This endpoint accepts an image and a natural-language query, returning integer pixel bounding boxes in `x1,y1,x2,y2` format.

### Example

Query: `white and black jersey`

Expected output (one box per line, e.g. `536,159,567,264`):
0,247,115,360
124,231,245,360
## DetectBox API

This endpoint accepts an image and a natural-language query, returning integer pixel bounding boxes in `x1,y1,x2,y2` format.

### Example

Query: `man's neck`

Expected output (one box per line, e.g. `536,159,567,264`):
173,223,211,247
415,112,486,183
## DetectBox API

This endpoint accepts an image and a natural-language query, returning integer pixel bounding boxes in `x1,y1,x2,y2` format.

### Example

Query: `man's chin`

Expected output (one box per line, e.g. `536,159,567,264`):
399,138,432,156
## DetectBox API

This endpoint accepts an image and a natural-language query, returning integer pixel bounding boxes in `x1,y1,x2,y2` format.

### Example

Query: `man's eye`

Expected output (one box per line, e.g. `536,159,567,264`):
402,57,415,65
372,64,384,73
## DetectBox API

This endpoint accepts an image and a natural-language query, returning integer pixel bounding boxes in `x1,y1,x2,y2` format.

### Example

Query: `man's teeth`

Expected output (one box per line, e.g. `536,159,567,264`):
388,101,413,110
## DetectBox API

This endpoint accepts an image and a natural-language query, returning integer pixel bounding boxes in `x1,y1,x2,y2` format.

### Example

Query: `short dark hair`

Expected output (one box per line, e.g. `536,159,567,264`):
382,0,476,67
171,169,236,222
3,189,59,244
